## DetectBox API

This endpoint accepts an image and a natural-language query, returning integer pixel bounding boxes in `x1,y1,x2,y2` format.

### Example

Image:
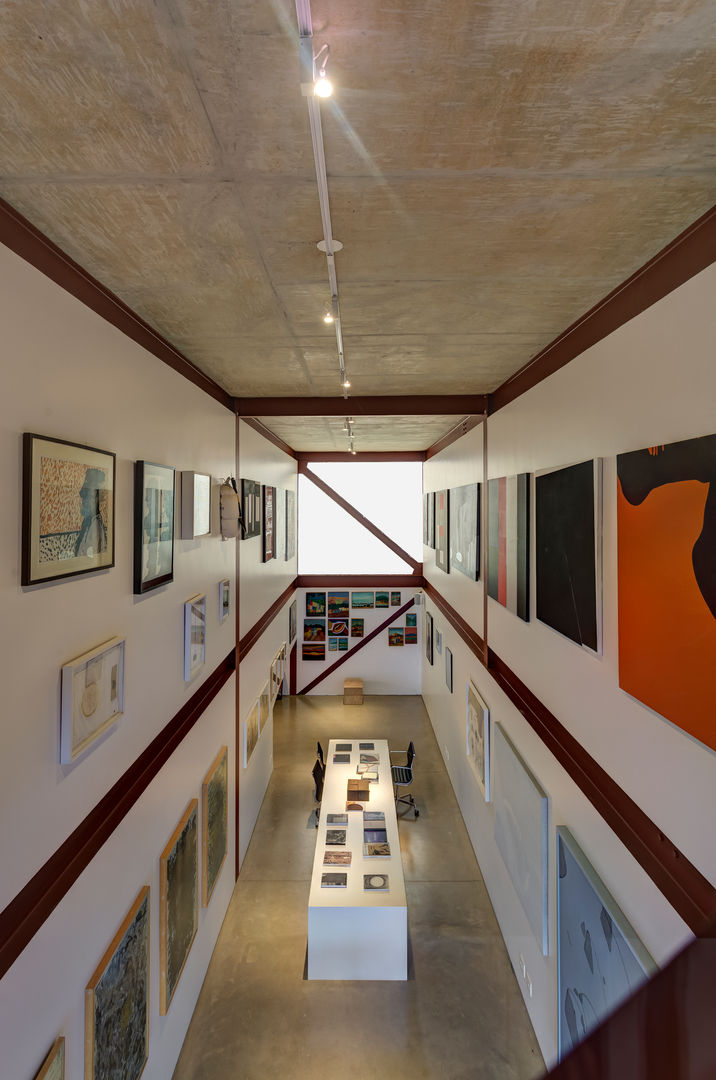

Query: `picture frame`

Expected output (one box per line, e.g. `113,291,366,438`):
244,700,260,765
351,618,364,638
22,432,116,586
425,611,433,664
405,625,417,643
351,591,374,608
328,618,348,636
240,479,261,539
375,591,389,608
435,489,450,573
487,473,530,621
304,618,326,642
302,642,325,661
306,591,326,616
133,460,175,594
327,591,350,617
288,599,297,643
328,637,338,651
180,471,211,539
184,595,206,682
445,647,453,692
259,681,270,734
202,747,229,907
285,489,296,560
60,636,126,764
466,679,490,800
85,885,149,1080
34,1036,65,1080
338,638,348,651
159,800,198,1015
449,482,480,580
423,491,435,548
262,485,275,561
435,629,443,654
390,591,401,606
218,579,231,623
388,627,404,646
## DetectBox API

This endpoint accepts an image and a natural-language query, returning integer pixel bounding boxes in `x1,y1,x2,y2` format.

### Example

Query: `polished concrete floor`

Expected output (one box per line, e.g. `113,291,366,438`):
173,695,545,1080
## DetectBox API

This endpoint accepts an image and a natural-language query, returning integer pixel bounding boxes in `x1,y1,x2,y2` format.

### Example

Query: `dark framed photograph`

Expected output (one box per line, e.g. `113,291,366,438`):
241,478,261,539
262,485,276,561
22,432,116,586
445,646,453,692
134,460,175,594
425,611,434,664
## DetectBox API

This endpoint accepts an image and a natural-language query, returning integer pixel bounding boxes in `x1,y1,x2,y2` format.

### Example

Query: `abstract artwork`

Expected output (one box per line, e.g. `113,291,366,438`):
488,473,530,621
557,828,656,1060
180,471,210,539
406,613,417,627
288,599,297,643
240,479,261,539
262,485,276,561
306,591,326,616
184,594,206,681
449,483,480,580
160,800,198,1015
435,489,449,573
34,1036,64,1080
445,647,453,692
536,459,602,653
493,724,549,955
202,747,228,907
405,626,417,644
390,591,401,606
425,611,433,664
244,700,259,765
617,433,716,752
338,637,348,651
351,618,364,638
60,636,125,764
388,627,404,646
328,619,348,636
285,489,296,560
327,591,350,617
219,578,230,623
85,885,149,1080
133,460,175,595
375,591,389,608
302,642,325,661
328,637,338,651
304,618,326,642
351,591,374,608
423,491,435,548
22,433,116,586
466,679,490,799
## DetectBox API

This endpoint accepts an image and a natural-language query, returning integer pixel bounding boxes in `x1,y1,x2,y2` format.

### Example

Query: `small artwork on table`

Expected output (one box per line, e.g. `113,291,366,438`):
390,591,401,606
375,591,389,608
240,479,261,539
352,591,374,608
285,488,296,560
338,638,348,651
425,611,433,664
449,482,480,580
557,827,657,1061
33,1036,64,1080
202,747,228,907
328,637,338,652
435,629,443,654
328,618,348,636
184,595,206,682
262,485,276,561
306,591,326,616
180,471,211,539
302,642,325,661
423,491,435,548
134,460,175,594
435,489,450,573
388,627,404,646
466,679,490,800
445,647,453,692
351,618,364,638
488,473,530,621
327,591,350,617
60,636,126,764
218,579,231,623
405,626,417,644
304,618,326,642
288,599,297,643
244,700,259,766
406,613,417,627
22,433,116,587
160,799,198,1015
85,886,149,1080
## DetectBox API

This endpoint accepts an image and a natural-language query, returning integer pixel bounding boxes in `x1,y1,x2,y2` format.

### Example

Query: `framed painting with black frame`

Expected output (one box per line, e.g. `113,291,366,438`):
134,460,175,594
262,485,276,561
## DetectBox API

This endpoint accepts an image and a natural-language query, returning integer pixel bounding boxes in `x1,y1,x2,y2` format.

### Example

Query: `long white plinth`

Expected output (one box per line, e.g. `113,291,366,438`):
307,738,407,980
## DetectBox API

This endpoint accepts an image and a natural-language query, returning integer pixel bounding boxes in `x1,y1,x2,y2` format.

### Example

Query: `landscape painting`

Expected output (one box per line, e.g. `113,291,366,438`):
388,627,404,646
327,591,350,617
390,591,401,605
338,638,348,651
449,482,480,580
351,618,364,637
160,800,198,1014
352,591,374,608
435,489,449,572
202,747,228,906
406,613,416,627
302,642,325,661
303,618,326,642
405,626,417,643
375,591,389,608
488,473,530,621
328,637,338,651
306,591,326,615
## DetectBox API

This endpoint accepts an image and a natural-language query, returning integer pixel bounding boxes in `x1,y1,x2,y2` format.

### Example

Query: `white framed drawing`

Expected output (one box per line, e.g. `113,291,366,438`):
181,471,211,539
465,678,490,800
218,579,230,623
184,594,206,681
61,636,126,763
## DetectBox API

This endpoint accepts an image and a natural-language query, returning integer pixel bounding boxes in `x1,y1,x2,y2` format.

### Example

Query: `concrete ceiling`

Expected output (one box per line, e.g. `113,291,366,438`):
1,0,714,450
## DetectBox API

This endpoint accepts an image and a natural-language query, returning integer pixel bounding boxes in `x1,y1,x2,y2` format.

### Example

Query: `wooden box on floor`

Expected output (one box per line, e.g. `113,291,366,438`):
343,677,363,705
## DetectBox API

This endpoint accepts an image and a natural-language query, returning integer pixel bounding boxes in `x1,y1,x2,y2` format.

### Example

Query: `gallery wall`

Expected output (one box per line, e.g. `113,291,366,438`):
0,242,237,1079
422,261,716,1068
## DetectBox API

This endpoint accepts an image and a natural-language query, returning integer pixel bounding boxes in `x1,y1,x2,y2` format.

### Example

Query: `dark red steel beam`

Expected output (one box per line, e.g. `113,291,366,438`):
235,395,488,417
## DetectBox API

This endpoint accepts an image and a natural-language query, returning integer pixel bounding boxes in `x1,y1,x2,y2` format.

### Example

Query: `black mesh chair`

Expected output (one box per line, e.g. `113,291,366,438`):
312,757,325,826
390,740,419,818
316,741,324,767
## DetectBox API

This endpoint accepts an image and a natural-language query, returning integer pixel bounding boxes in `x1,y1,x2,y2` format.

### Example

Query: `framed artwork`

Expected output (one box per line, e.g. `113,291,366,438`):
328,637,338,651
270,647,284,704
218,579,230,623
390,591,401,606
61,636,126,764
259,681,270,733
423,491,435,548
328,618,348,636
435,629,443,654
351,618,364,638
34,1036,65,1080
445,647,453,692
240,479,260,539
405,626,417,643
302,642,325,661
557,827,657,1060
274,485,285,560
351,591,374,608
388,627,404,646
617,432,716,753
262,485,276,561
449,482,480,580
160,800,198,1015
85,885,149,1080
327,591,349,617
488,473,530,621
406,613,417,627
306,591,326,616
493,724,549,955
375,591,389,608
184,595,206,682
244,700,259,766
304,618,326,642
338,638,348,651
22,433,115,587
425,611,433,664
285,489,296,560
435,489,449,573
133,460,175,594
536,459,602,653
180,471,211,539
288,599,297,643
466,679,490,799
202,747,228,907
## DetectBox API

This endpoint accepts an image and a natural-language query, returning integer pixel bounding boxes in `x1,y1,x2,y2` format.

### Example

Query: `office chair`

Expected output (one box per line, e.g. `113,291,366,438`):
390,740,419,818
316,741,324,767
312,757,325,827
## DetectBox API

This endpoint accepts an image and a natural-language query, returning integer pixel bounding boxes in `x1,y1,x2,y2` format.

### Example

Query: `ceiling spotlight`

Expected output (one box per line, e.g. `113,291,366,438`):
314,44,333,97
323,312,334,324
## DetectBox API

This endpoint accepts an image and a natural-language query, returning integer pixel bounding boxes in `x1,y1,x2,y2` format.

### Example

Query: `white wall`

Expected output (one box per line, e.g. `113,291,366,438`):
295,586,422,695
422,262,716,1068
0,244,237,1079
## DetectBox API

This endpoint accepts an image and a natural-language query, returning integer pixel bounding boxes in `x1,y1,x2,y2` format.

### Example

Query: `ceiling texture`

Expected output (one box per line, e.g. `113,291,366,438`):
0,0,714,450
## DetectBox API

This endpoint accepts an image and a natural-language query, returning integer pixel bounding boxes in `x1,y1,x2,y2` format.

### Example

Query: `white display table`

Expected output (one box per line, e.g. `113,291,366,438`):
307,738,407,980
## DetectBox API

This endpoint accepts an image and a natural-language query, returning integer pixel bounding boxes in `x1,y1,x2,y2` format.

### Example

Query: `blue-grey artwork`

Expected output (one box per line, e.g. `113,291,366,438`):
557,828,657,1060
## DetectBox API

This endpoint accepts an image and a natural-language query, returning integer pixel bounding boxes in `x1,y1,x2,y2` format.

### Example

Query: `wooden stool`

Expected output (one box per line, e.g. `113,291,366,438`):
343,677,363,705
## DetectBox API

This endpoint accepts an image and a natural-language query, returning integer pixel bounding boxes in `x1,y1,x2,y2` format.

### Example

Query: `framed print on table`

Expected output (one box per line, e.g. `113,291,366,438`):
133,460,175,594
184,595,206,681
22,432,115,586
202,747,228,907
60,636,126,764
160,800,198,1015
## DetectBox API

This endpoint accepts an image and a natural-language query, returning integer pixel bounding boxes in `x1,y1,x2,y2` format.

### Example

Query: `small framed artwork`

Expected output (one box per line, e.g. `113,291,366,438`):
435,629,443,654
304,618,326,642
390,591,401,606
405,626,417,643
425,611,434,664
338,638,348,651
327,591,350,617
466,679,490,800
160,800,198,1015
351,591,374,608
184,595,206,682
351,618,364,638
262,485,276,561
445,647,453,692
435,489,450,573
285,489,296,560
406,613,417,627
180,471,211,539
244,700,259,766
328,637,338,652
240,479,261,539
85,885,149,1080
134,460,175,594
22,432,116,586
288,599,297,643
61,636,126,764
218,579,231,623
328,618,348,636
388,627,404,646
259,681,270,733
34,1036,65,1080
306,591,326,616
274,485,285,560
423,491,435,548
375,591,389,608
202,747,228,907
302,642,325,661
